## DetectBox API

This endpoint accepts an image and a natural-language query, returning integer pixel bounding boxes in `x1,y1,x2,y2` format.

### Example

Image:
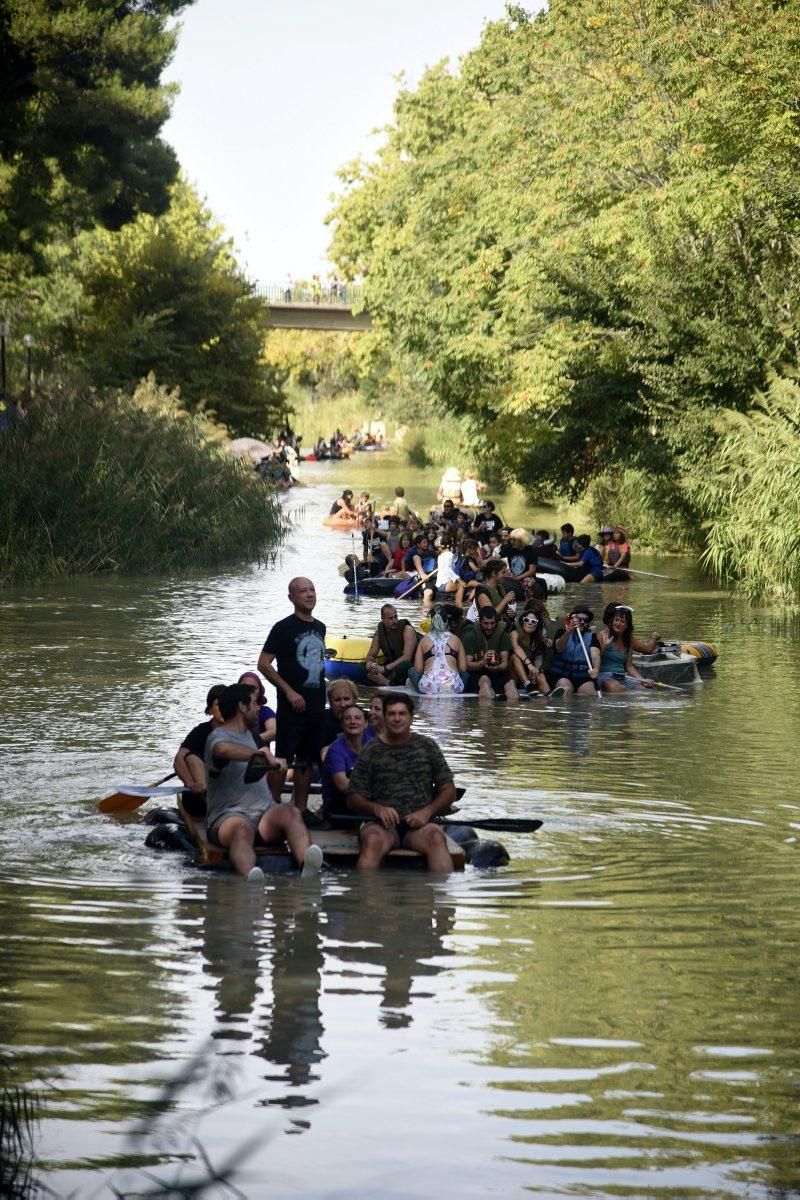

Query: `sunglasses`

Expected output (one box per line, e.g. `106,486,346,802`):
522,616,539,625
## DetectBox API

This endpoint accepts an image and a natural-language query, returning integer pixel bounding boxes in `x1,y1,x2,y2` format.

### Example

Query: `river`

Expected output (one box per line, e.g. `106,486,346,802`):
1,452,798,1198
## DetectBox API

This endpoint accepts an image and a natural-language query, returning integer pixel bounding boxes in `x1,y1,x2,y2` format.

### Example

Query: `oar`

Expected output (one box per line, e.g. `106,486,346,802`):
651,679,683,692
575,626,602,701
97,772,178,813
350,532,360,599
334,814,543,834
399,566,437,600
605,566,674,580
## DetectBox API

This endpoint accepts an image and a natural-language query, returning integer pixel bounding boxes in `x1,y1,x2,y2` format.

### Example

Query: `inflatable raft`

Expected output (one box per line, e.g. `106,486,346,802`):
323,512,363,530
535,556,632,583
343,572,565,598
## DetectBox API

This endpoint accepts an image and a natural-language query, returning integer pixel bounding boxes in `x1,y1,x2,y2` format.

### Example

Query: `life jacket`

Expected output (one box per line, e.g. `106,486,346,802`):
377,618,418,661
551,630,593,682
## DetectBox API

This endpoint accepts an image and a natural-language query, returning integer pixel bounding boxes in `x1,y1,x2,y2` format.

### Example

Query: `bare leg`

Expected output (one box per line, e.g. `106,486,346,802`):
577,680,599,696
504,678,519,701
216,817,258,878
291,765,313,812
601,677,627,693
402,824,453,873
258,803,311,864
357,823,399,870
556,678,575,696
267,766,286,806
477,673,494,699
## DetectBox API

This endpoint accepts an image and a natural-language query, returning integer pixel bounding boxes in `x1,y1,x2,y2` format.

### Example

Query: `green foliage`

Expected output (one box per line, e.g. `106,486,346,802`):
0,377,287,584
34,180,285,436
329,0,800,596
686,374,800,602
264,329,362,397
0,0,188,270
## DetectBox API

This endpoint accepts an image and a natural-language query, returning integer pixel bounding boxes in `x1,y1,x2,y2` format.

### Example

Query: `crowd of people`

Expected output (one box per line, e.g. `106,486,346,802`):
174,577,459,881
334,482,635,606
313,427,387,460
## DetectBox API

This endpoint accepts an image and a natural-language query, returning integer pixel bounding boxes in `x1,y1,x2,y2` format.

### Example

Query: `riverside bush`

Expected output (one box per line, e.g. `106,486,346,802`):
0,378,286,584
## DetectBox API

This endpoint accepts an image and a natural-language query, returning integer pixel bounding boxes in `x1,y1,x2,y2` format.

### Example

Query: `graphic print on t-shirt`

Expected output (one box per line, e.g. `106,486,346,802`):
296,629,325,687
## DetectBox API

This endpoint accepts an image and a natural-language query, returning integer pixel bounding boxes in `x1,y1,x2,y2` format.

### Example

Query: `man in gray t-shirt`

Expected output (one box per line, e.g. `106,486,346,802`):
346,692,457,871
204,683,323,880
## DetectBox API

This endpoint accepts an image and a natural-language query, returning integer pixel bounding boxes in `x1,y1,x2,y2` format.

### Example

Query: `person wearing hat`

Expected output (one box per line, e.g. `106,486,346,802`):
547,606,601,696
597,526,615,563
606,527,631,569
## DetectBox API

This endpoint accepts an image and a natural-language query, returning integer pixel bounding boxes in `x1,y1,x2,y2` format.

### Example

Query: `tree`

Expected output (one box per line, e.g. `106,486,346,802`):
50,179,286,435
0,0,189,274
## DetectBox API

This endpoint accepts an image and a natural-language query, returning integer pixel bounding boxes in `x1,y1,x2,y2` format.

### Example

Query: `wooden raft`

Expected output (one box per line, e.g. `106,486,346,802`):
178,796,465,872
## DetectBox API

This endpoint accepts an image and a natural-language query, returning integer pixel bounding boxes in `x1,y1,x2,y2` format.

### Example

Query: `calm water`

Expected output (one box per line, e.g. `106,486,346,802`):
1,453,799,1198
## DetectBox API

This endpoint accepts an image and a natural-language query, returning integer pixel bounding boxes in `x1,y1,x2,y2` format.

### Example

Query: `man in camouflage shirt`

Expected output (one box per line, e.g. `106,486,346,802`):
346,692,457,871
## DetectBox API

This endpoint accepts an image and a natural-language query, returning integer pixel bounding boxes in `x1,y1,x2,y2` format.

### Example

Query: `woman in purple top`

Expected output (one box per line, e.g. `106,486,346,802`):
238,672,277,745
321,704,374,821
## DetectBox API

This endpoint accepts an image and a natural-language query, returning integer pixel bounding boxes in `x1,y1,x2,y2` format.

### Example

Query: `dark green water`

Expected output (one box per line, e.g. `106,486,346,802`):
1,454,799,1197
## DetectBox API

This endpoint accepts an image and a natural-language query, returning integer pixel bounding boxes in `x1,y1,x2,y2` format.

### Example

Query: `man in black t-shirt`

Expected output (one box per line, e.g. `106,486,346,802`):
257,577,326,812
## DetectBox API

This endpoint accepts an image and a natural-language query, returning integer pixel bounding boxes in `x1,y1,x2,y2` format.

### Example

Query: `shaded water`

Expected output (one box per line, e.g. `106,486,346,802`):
1,453,799,1197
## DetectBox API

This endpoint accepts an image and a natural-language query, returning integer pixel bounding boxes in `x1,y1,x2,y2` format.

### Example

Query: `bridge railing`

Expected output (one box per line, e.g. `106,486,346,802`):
255,282,364,308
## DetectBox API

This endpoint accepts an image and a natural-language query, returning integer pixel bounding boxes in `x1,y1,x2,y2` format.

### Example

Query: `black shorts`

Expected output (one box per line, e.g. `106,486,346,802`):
465,669,510,696
365,817,412,844
275,710,324,768
546,669,589,690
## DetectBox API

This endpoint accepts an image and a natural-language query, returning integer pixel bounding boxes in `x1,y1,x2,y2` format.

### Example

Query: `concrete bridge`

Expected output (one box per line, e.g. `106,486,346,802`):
257,283,371,332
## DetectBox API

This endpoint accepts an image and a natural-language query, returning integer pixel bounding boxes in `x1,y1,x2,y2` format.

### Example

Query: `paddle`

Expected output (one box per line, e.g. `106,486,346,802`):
333,813,543,834
605,566,673,581
574,622,602,701
351,532,359,599
97,772,178,813
399,566,437,600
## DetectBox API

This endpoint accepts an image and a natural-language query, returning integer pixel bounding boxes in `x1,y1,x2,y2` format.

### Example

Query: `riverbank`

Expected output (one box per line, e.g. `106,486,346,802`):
0,379,287,586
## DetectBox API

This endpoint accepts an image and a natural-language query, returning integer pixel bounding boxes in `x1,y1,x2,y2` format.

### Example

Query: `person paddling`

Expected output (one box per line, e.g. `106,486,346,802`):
548,606,601,697
204,683,322,881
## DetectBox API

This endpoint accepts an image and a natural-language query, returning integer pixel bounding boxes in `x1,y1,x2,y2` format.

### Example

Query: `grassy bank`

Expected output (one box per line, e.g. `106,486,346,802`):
0,378,286,585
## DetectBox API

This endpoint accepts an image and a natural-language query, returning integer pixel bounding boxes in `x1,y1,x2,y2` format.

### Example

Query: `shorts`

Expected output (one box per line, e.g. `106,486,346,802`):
546,669,590,690
208,800,275,845
465,669,510,696
598,671,644,691
364,817,412,844
275,710,325,768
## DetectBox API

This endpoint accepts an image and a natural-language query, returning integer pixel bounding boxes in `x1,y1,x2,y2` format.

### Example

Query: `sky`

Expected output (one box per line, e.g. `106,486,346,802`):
162,0,514,285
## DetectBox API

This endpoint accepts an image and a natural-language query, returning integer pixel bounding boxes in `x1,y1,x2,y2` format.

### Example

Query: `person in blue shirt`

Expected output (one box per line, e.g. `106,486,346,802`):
320,704,374,823
574,534,605,583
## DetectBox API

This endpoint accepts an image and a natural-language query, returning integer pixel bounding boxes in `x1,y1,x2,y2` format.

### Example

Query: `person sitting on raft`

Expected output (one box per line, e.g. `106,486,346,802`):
558,523,579,558
607,526,631,569
404,533,437,605
461,606,519,700
500,528,539,595
321,678,365,755
204,683,322,881
384,530,413,577
597,606,656,693
321,704,372,824
174,683,227,799
509,606,554,697
410,607,467,695
367,694,386,737
329,489,358,520
346,692,458,872
600,602,660,654
548,606,601,697
559,533,604,582
471,557,518,625
472,499,503,544
365,604,418,687
435,531,466,605
238,670,280,803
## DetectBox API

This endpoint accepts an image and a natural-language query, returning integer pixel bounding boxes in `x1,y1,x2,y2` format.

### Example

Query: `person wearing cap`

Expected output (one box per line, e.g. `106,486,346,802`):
174,683,228,797
596,606,656,692
548,606,601,696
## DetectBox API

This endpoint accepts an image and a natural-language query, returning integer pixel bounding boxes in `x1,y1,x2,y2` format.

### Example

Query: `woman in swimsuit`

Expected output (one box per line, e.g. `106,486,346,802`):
597,607,656,692
412,608,467,694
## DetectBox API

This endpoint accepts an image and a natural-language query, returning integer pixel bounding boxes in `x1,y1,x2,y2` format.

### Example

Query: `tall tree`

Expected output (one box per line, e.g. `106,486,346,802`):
0,0,189,275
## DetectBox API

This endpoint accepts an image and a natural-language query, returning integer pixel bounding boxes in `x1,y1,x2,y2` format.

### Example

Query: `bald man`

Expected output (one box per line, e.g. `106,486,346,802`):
258,577,327,812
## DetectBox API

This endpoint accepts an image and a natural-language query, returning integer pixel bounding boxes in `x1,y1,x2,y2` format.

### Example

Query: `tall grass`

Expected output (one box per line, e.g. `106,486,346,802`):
0,377,287,585
687,373,800,603
0,1051,39,1200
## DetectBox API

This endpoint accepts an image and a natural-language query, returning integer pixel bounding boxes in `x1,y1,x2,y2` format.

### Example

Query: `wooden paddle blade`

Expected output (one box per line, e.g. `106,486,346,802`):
97,791,151,814
97,772,177,813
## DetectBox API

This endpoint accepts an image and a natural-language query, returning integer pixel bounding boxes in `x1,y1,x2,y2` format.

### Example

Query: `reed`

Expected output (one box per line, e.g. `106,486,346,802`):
0,378,287,585
688,373,800,604
0,1051,39,1200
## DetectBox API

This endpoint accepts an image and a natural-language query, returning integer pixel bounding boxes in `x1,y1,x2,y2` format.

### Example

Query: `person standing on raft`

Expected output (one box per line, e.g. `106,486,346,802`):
258,577,327,813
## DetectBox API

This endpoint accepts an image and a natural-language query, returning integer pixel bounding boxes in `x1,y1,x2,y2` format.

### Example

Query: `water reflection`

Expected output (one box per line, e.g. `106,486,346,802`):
2,452,800,1196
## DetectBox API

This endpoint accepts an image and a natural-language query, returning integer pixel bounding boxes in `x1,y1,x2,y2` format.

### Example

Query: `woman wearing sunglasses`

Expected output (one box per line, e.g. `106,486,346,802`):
597,606,656,692
510,604,553,696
